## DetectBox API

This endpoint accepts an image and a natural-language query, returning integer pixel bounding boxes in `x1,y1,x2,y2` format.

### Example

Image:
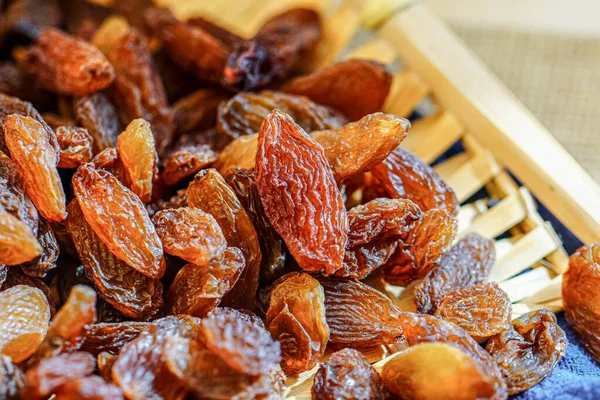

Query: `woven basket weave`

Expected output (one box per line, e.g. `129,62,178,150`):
156,0,600,397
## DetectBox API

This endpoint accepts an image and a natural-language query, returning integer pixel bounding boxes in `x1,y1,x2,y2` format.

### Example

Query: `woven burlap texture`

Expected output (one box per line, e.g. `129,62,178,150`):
451,26,600,182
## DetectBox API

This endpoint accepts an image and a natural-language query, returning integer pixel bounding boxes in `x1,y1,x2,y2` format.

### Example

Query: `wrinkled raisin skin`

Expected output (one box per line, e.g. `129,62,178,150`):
25,28,115,96
283,59,392,120
256,110,348,275
435,282,512,341
312,348,387,400
266,273,329,375
415,233,496,314
486,309,567,395
223,9,321,90
563,242,600,362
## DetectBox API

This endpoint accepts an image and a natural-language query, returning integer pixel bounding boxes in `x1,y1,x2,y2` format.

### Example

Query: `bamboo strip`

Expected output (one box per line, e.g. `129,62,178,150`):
342,37,398,65
436,147,501,202
458,189,528,239
457,199,488,234
499,267,553,303
433,153,469,179
489,225,560,283
512,299,563,319
402,111,464,163
519,275,563,305
384,69,431,118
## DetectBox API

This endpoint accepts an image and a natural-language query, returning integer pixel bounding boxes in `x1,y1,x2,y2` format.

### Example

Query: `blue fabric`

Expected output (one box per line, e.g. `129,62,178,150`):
514,313,600,399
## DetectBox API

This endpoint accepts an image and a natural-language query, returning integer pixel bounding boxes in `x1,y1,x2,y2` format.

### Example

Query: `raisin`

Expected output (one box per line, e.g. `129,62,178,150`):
0,207,41,265
338,198,422,279
396,312,508,398
164,336,256,399
371,147,459,217
227,169,288,284
0,149,39,234
21,351,96,400
4,114,66,222
172,88,229,134
75,93,121,154
256,110,348,275
486,309,567,395
223,9,321,90
66,199,163,320
312,113,410,181
312,348,387,400
166,247,245,317
563,242,600,362
145,8,229,83
116,118,158,203
107,30,174,155
33,285,96,361
161,136,218,186
382,343,498,400
89,148,126,182
0,93,56,155
435,282,512,342
81,322,150,356
214,134,259,177
217,91,348,140
187,169,261,311
72,163,165,279
0,355,25,400
415,232,496,314
154,207,226,266
383,207,458,286
19,219,59,277
147,188,187,217
318,277,404,347
55,126,94,168
53,376,125,400
24,28,114,96
97,352,116,381
0,285,50,363
111,317,202,400
283,59,392,120
266,273,329,375
200,307,281,376
2,268,56,315
186,16,242,47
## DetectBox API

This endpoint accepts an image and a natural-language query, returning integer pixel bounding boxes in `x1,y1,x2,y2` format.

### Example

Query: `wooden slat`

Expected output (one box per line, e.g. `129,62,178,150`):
384,69,430,118
343,37,398,65
402,111,464,163
459,189,528,239
435,146,501,202
378,3,600,244
489,225,560,282
499,267,553,303
520,275,563,305
512,299,563,319
457,199,488,234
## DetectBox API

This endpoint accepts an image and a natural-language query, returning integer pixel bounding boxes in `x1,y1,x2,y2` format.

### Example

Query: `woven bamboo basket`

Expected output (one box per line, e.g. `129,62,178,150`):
157,0,600,397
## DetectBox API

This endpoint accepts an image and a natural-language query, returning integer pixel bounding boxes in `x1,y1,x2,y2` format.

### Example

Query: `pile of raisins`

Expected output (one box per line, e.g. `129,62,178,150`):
0,1,579,399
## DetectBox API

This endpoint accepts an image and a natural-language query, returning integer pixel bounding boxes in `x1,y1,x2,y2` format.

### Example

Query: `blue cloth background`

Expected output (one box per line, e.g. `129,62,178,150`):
427,127,600,398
